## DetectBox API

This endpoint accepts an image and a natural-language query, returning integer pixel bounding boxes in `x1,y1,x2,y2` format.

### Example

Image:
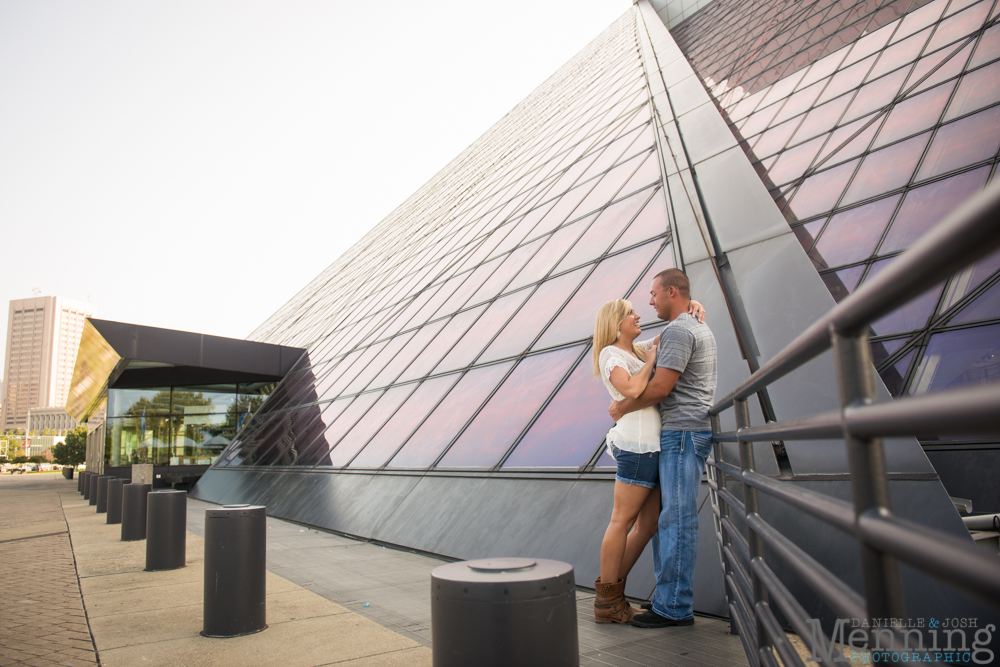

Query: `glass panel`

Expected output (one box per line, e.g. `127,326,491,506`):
789,93,852,145
869,27,932,80
872,82,955,148
821,265,866,303
617,150,661,197
396,305,485,383
625,243,676,321
766,135,826,185
108,388,171,418
841,67,911,124
889,0,945,44
291,398,354,466
881,166,990,253
793,219,824,254
785,158,859,221
503,354,613,467
340,330,414,394
433,290,532,373
573,152,646,217
739,104,782,139
967,247,1000,295
315,340,388,401
924,1,991,53
479,267,589,363
553,189,651,273
944,59,1000,120
326,385,417,467
879,349,915,397
969,22,1000,68
365,319,448,389
810,195,901,268
815,114,881,165
952,280,1000,323
388,362,514,468
771,80,825,126
348,374,460,469
307,391,383,467
840,132,929,206
505,217,595,293
437,347,581,468
816,54,878,105
867,258,945,336
610,188,668,251
535,241,663,350
908,42,974,95
529,179,600,237
468,238,545,306
916,105,1000,180
251,405,334,467
909,323,1000,394
433,261,498,318
751,117,801,158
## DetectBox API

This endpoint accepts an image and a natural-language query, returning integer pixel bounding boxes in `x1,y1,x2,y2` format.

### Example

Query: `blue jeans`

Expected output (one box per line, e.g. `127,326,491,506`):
650,430,713,620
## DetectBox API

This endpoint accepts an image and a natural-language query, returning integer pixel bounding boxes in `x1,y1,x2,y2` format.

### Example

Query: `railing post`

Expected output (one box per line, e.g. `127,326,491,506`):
735,398,769,657
831,328,907,626
710,413,737,635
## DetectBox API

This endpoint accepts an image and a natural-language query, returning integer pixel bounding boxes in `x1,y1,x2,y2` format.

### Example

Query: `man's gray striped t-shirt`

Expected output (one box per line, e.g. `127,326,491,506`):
656,313,718,431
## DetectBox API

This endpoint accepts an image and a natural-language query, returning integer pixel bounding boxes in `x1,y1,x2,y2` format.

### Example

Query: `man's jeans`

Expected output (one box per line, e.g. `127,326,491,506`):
650,430,713,620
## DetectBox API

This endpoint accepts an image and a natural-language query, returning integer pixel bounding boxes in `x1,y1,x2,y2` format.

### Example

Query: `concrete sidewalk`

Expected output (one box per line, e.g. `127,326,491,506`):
2,474,430,667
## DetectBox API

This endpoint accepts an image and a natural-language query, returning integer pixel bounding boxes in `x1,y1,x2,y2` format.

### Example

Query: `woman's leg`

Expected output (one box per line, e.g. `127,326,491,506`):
600,481,653,584
619,487,660,580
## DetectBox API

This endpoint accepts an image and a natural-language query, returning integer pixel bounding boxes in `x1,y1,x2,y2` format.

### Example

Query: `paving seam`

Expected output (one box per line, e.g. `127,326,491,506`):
60,491,104,667
0,530,69,544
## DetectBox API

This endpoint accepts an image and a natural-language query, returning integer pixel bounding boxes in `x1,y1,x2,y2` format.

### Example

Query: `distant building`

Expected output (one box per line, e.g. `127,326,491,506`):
1,296,93,431
27,406,78,434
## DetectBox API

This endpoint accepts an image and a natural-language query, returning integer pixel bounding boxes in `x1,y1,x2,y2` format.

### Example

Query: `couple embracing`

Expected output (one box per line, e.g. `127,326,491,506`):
592,268,717,629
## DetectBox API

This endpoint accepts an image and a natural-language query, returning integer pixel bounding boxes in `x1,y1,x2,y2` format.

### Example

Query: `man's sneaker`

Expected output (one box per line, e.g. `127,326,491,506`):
631,610,695,629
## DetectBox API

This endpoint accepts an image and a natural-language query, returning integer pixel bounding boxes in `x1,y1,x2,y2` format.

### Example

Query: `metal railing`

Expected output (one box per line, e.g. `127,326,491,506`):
707,180,1000,667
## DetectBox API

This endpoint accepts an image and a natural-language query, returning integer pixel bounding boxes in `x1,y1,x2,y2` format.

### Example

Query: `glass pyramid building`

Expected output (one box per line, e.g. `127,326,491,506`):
194,0,999,620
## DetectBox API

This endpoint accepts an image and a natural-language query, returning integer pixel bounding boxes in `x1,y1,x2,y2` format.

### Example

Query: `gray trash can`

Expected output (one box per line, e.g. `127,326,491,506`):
106,478,125,525
431,558,579,667
62,466,74,480
145,491,186,571
202,505,267,638
121,483,152,541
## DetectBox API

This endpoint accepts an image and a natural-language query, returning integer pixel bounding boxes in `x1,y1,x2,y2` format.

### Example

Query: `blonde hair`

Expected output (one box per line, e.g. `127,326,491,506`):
592,299,646,377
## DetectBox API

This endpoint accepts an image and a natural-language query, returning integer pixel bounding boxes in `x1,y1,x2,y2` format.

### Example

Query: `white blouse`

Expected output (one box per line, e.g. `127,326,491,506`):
599,339,661,457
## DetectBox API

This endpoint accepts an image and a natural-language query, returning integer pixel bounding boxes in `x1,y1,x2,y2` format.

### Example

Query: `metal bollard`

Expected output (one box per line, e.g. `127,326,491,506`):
77,471,85,494
202,505,267,637
106,478,125,525
82,472,91,499
431,558,579,667
88,474,100,506
96,476,113,513
145,491,186,571
62,466,74,480
121,483,152,541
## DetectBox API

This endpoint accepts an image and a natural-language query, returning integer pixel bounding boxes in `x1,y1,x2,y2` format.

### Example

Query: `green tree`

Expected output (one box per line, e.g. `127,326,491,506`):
13,456,28,464
51,425,87,467
28,455,44,464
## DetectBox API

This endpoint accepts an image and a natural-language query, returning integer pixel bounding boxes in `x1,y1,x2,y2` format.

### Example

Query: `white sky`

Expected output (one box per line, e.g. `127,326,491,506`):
0,0,632,381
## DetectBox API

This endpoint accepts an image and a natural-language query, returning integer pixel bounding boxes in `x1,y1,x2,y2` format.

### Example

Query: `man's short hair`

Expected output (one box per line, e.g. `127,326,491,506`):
654,268,690,299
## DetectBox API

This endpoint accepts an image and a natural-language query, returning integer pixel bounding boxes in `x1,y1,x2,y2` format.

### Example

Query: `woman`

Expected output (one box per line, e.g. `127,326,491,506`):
592,297,703,624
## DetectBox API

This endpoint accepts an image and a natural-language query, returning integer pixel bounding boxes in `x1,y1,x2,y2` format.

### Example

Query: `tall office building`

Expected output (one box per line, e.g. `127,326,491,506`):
2,296,94,431
192,0,999,636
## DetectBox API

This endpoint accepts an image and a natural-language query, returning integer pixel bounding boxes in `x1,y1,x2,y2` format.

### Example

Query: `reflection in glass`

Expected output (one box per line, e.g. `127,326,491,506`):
479,267,589,362
366,320,448,389
503,354,613,467
437,347,581,468
505,219,593,293
308,392,383,466
786,158,859,221
909,323,1000,394
881,166,989,253
434,291,531,372
326,385,417,467
765,136,825,186
396,306,485,382
554,189,652,273
348,374,460,468
811,195,900,268
872,82,955,149
536,241,663,350
879,349,916,397
291,398,354,466
866,258,945,336
388,362,513,468
840,132,929,206
953,281,1000,323
610,188,667,252
916,106,1000,180
944,59,1000,120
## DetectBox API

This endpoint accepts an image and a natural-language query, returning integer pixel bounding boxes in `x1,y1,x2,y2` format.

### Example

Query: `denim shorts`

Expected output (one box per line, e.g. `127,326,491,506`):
610,444,659,489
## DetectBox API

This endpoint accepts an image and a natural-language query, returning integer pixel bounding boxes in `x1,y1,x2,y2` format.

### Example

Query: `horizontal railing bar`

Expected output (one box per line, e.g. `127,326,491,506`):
718,487,746,517
755,601,806,667
732,384,1000,443
711,180,1000,414
752,559,843,667
729,601,761,667
722,517,752,565
714,431,740,443
727,574,759,648
743,471,856,534
724,544,754,603
857,510,1000,610
747,513,867,622
715,459,743,479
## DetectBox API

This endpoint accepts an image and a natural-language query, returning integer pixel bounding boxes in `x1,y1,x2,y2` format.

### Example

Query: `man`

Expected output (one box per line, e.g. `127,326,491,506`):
609,268,717,628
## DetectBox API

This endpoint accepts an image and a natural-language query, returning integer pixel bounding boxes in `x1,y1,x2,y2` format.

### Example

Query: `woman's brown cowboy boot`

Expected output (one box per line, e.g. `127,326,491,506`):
593,577,635,624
